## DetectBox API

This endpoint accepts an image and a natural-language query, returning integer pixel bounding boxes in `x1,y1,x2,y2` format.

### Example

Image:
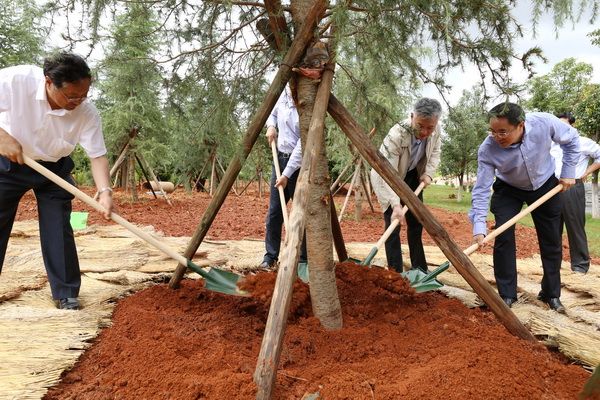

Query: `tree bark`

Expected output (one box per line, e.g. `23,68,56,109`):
291,0,341,330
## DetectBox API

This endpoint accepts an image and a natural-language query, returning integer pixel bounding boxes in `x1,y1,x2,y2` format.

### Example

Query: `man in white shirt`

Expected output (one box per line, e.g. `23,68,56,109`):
0,52,113,310
259,86,306,269
550,112,600,274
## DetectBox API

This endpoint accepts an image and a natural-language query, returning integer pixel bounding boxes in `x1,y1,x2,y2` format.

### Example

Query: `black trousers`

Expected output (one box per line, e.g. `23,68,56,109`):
490,175,562,299
560,180,590,272
0,156,80,299
383,168,427,272
263,152,307,263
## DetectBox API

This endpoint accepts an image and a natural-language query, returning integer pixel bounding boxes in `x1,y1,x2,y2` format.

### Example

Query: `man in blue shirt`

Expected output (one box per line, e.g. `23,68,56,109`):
469,102,579,314
259,87,307,269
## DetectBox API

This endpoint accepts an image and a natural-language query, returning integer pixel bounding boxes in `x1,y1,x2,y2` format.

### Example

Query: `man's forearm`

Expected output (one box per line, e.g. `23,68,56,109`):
89,155,111,190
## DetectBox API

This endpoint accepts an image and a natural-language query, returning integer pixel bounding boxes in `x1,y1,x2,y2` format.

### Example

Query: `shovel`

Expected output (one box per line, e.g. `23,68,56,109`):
270,140,290,232
361,182,426,266
270,141,312,283
436,184,564,273
23,155,247,297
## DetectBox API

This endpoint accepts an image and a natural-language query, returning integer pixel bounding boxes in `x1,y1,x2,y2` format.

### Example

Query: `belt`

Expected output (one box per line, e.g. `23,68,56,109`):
278,151,291,158
575,178,583,184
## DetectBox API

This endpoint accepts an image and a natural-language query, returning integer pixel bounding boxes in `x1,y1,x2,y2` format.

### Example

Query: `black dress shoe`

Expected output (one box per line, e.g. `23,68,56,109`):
57,297,80,310
537,290,545,301
501,297,516,308
544,297,566,314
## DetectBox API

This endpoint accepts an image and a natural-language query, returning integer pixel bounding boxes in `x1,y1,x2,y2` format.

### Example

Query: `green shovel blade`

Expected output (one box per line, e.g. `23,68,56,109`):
186,260,248,296
401,261,450,293
297,261,309,283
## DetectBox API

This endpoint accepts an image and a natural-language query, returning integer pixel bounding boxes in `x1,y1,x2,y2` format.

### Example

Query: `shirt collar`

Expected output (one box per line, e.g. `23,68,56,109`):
35,78,47,102
36,78,70,116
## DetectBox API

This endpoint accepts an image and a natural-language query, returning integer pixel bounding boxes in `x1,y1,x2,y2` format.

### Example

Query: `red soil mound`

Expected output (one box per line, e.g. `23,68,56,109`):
44,262,588,399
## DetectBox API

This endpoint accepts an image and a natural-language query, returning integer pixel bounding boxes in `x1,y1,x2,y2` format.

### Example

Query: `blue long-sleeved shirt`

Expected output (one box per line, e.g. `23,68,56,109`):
266,89,301,178
469,112,579,236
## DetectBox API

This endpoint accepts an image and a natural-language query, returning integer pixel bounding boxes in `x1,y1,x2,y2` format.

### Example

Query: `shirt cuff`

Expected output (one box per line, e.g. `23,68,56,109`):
473,222,487,237
282,166,296,179
559,165,576,179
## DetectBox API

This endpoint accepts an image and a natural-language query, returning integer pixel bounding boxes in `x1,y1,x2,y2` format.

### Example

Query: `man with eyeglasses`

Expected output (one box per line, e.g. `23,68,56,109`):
0,52,113,310
371,98,442,273
469,102,579,314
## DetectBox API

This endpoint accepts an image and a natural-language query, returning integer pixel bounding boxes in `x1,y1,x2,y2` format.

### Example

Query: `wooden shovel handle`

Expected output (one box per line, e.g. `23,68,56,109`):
374,181,426,249
23,155,212,268
463,184,563,256
270,140,289,231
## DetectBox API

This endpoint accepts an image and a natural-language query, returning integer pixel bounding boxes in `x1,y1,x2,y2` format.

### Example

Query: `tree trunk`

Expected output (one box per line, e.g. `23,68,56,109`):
128,154,138,201
290,0,341,330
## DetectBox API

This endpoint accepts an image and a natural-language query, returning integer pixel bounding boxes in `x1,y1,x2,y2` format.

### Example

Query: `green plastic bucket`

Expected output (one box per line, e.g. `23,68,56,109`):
70,211,89,230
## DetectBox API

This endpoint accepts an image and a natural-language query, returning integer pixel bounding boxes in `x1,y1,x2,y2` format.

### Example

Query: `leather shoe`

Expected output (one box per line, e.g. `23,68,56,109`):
258,260,276,271
501,297,516,308
537,292,566,314
571,266,588,274
56,297,80,310
544,297,566,314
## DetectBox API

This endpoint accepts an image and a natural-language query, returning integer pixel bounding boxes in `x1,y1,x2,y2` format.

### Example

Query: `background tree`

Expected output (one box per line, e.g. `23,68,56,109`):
0,0,45,68
525,57,593,114
575,83,600,218
439,87,488,201
93,3,170,187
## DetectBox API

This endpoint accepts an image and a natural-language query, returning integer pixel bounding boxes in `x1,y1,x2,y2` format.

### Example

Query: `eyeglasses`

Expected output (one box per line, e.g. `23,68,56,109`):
488,125,520,139
57,87,88,103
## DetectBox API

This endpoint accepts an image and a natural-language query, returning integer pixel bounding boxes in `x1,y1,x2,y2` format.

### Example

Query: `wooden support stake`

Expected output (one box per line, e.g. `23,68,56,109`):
264,0,291,52
137,153,172,206
329,191,348,261
209,152,217,196
135,154,157,199
360,162,375,212
169,0,328,289
338,160,360,222
254,27,334,399
330,162,352,192
109,142,131,179
128,154,138,201
327,94,536,342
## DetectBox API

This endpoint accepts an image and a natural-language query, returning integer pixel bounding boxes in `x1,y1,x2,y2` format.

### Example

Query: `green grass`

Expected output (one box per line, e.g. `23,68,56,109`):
424,184,600,258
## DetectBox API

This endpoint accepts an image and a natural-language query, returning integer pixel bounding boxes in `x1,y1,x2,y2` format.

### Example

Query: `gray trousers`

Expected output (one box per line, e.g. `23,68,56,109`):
0,156,80,299
561,180,590,272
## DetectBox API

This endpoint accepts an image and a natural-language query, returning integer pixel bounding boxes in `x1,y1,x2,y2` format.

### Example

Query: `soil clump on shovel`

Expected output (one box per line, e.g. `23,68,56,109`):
44,262,588,399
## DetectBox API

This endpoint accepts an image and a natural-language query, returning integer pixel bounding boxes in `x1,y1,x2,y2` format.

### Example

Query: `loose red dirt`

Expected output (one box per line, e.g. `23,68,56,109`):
43,262,590,399
13,186,595,399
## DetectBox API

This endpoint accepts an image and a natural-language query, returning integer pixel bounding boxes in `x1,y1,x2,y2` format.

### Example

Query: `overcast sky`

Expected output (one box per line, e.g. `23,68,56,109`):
423,1,600,107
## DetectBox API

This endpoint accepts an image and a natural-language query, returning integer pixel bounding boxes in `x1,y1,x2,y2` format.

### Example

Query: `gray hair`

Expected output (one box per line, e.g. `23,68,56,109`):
413,98,442,119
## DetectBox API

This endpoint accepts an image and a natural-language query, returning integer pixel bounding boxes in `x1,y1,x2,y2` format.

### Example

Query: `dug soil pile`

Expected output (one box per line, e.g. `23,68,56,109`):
44,262,589,399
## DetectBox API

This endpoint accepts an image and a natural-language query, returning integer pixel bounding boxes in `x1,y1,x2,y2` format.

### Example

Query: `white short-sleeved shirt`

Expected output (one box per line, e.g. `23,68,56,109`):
0,65,106,162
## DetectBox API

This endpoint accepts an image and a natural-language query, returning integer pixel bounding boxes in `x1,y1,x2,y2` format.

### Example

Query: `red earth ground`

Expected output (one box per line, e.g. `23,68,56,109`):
13,186,598,399
15,184,594,263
